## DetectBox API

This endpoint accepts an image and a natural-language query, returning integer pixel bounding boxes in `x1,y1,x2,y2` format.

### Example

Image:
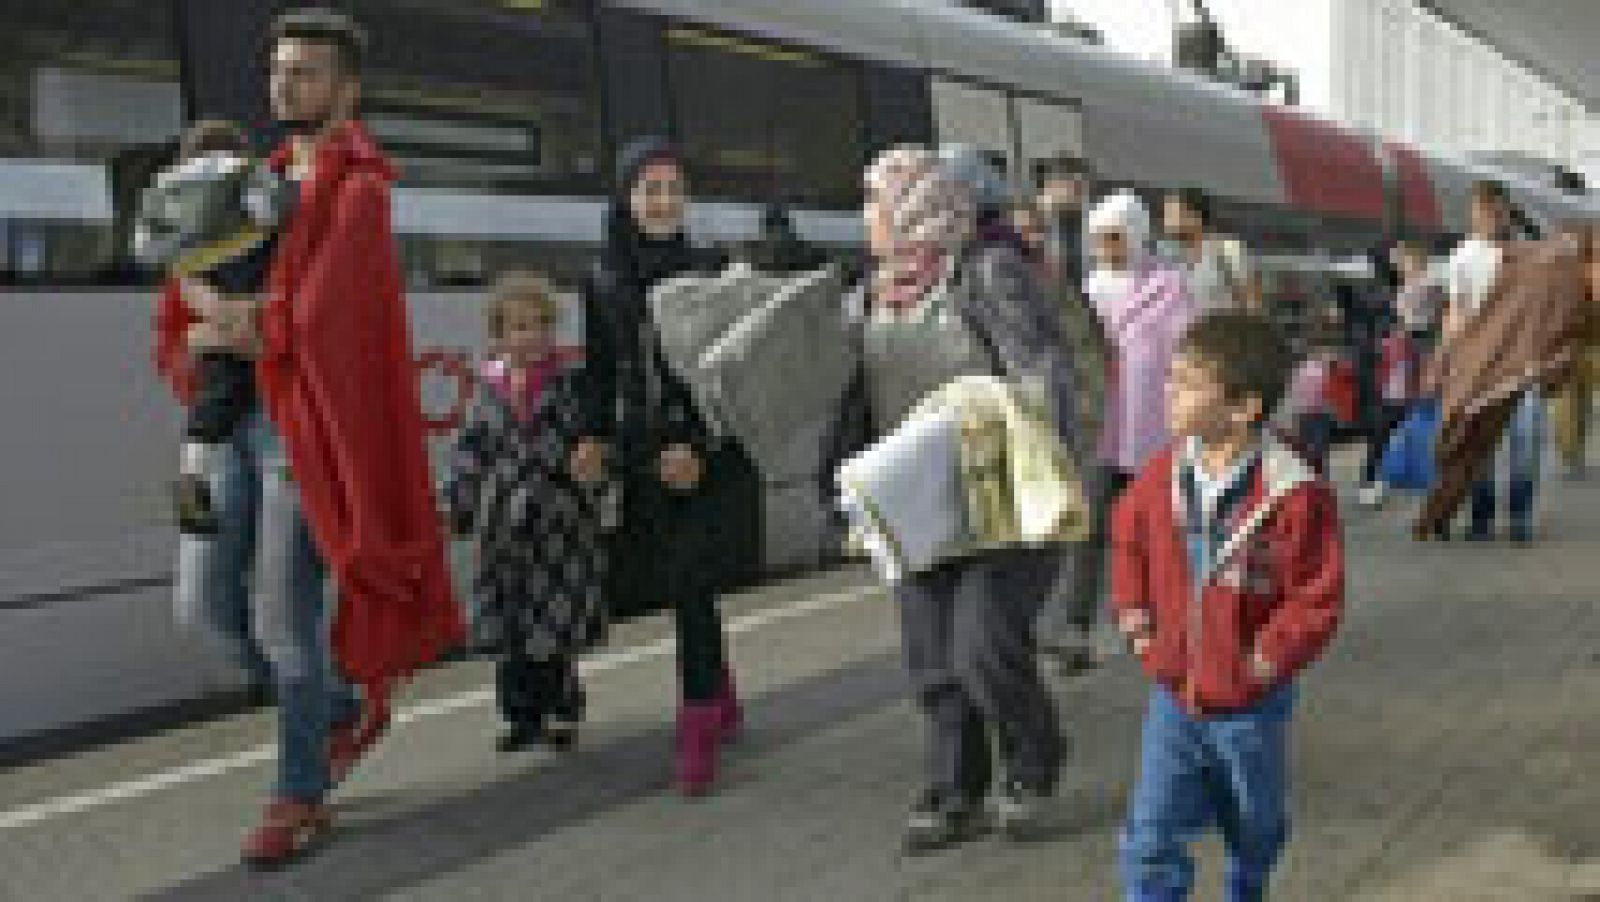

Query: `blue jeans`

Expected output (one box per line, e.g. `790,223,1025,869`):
1120,685,1295,902
1468,389,1545,534
1295,412,1335,474
174,408,359,803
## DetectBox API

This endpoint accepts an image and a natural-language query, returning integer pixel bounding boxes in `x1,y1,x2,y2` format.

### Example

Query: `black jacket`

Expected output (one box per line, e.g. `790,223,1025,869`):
577,239,724,469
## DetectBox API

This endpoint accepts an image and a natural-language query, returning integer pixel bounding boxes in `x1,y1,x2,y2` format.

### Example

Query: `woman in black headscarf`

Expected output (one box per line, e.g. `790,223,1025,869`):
574,138,740,796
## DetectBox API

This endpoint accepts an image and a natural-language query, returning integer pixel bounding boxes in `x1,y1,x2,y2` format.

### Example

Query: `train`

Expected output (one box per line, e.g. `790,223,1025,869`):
1,0,1594,752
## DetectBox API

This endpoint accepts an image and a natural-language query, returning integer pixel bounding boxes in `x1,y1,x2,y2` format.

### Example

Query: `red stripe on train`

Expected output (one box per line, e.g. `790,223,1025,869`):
1260,107,1385,222
1384,141,1442,231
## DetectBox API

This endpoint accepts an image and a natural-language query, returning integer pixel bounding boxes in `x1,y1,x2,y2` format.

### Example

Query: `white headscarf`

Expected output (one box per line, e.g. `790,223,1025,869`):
1085,190,1151,271
1084,191,1151,309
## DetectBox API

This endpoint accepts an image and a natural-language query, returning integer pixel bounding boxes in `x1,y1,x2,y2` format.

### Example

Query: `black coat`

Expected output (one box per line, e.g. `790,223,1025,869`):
577,221,763,614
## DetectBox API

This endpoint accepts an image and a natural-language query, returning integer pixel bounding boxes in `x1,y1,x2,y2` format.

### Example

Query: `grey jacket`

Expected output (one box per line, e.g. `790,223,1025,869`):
823,240,1090,502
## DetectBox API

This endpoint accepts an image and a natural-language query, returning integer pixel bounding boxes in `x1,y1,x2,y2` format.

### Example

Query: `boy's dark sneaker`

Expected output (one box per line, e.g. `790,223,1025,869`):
904,790,982,855
990,778,1053,841
174,474,220,535
1509,521,1534,544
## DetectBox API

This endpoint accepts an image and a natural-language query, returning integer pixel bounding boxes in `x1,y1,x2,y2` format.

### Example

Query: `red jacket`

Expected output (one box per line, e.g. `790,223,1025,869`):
154,123,464,689
1109,433,1344,714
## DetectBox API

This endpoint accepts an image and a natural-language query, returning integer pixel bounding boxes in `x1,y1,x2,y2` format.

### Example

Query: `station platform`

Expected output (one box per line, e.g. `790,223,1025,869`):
0,452,1597,901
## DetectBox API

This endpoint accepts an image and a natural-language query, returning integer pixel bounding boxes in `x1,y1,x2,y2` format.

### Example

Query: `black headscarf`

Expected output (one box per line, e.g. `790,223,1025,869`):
603,137,698,294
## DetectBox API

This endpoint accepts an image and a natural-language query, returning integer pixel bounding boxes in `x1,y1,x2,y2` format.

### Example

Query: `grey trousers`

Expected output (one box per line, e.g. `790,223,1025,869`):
896,547,1066,800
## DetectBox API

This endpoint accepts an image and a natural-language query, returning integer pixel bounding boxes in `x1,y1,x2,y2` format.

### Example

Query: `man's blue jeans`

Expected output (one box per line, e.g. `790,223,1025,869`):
175,408,359,803
1468,388,1546,535
1120,685,1295,902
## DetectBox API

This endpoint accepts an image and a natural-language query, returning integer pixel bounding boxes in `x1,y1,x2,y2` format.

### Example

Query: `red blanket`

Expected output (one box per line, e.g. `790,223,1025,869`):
155,123,463,688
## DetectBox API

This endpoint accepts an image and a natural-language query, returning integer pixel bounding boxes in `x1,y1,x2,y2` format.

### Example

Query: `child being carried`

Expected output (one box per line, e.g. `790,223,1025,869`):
135,120,293,535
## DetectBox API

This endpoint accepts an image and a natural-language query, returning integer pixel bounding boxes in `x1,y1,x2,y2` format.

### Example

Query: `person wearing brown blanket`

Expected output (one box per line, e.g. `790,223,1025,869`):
1414,185,1591,542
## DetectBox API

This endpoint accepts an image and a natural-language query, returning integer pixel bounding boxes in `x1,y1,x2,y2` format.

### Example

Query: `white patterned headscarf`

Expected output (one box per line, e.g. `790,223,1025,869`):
865,146,975,311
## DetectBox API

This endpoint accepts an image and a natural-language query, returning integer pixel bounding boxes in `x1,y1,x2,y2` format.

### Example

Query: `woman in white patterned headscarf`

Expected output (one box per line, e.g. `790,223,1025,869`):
864,146,975,314
833,145,1077,853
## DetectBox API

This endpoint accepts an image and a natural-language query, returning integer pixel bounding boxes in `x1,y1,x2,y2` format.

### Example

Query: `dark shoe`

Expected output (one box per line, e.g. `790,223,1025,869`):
243,799,332,869
1464,527,1494,542
904,790,982,855
1509,521,1534,544
173,474,219,535
541,716,578,751
990,778,1053,841
497,724,541,753
1412,521,1450,542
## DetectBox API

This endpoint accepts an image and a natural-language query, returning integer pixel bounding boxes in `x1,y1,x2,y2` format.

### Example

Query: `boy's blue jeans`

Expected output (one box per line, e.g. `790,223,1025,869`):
175,408,359,803
1120,684,1295,902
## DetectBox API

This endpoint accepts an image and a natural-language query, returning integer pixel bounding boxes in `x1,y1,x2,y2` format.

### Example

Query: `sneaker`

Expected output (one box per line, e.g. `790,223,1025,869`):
1509,521,1533,544
1357,483,1386,509
990,778,1052,841
904,790,981,855
1565,462,1589,482
242,798,332,868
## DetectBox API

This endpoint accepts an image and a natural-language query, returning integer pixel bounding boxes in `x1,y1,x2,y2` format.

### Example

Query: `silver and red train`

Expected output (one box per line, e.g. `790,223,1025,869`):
0,0,1592,750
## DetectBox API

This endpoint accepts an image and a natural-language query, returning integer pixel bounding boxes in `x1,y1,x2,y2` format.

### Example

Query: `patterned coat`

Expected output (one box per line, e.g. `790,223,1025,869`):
442,364,610,661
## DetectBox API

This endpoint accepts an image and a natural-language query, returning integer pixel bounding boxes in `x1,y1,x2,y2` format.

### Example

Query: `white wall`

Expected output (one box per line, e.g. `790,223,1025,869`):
1331,0,1590,171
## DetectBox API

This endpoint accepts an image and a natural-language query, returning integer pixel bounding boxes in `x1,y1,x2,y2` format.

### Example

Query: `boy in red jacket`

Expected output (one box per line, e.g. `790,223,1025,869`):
1112,311,1344,902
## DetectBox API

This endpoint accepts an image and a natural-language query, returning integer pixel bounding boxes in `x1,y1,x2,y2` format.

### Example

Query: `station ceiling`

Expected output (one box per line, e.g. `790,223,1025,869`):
1419,0,1600,112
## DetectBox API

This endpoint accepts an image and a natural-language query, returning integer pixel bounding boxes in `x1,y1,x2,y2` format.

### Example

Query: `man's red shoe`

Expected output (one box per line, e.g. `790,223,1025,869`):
242,799,331,868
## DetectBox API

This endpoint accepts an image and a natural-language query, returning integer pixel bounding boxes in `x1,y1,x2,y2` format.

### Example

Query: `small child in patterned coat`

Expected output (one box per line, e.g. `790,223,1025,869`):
443,271,612,752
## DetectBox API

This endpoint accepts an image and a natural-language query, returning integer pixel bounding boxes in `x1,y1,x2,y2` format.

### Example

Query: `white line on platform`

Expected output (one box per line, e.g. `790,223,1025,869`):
0,584,876,833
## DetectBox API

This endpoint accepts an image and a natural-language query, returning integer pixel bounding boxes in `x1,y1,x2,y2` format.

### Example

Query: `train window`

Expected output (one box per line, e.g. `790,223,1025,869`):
346,0,604,195
931,78,1017,184
0,0,182,285
664,27,866,209
1014,94,1083,186
862,64,935,156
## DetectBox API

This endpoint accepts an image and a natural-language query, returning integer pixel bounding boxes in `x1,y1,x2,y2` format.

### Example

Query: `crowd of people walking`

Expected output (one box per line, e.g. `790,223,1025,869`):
145,8,1593,899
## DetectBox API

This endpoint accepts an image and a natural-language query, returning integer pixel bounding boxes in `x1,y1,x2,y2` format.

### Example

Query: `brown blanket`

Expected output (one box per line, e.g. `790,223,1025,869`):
1416,238,1589,537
